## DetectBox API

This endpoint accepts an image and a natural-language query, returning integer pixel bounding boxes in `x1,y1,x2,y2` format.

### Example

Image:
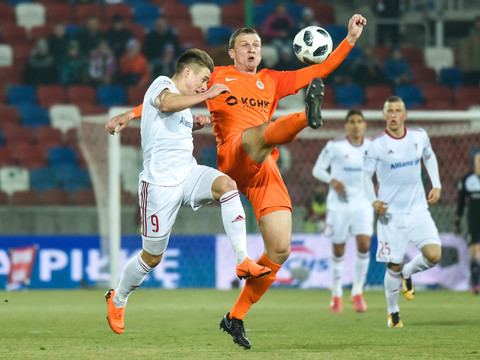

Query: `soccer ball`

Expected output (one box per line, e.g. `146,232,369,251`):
293,26,333,64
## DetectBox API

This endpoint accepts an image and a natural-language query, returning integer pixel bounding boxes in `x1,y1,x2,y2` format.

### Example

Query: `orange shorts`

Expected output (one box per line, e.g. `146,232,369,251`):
217,133,292,223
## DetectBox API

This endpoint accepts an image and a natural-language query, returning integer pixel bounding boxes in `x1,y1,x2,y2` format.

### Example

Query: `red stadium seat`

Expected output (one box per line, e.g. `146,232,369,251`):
15,144,48,169
75,4,104,25
221,4,245,30
0,190,9,205
35,126,64,152
30,25,54,43
421,85,452,108
43,189,71,205
401,46,424,67
67,85,96,106
0,106,21,128
104,4,134,25
176,24,206,50
2,125,34,145
12,189,41,206
411,65,437,86
126,85,148,106
46,4,75,25
296,2,336,25
373,46,390,65
73,188,96,205
0,147,16,166
453,86,480,109
0,3,16,26
77,104,108,115
37,85,67,107
364,85,393,107
162,3,191,28
1,24,29,45
0,65,23,87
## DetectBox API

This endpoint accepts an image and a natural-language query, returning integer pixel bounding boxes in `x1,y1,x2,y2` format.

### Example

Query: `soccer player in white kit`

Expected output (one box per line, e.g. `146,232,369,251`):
362,96,442,328
104,49,271,334
312,109,373,313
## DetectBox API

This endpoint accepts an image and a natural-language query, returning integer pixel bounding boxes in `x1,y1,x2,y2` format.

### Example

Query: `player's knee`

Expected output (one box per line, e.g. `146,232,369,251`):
141,250,163,268
142,236,168,267
214,175,237,196
426,250,441,265
272,244,291,264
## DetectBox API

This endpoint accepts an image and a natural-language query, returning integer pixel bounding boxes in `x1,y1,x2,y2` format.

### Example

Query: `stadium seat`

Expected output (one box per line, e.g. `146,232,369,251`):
0,24,29,46
334,85,364,108
73,188,96,205
30,167,62,191
373,45,391,65
0,166,30,196
221,4,245,30
0,131,4,146
133,3,161,30
0,66,23,87
104,4,134,24
176,25,206,50
126,85,148,106
453,86,480,109
7,85,36,106
439,67,463,88
43,188,71,205
61,167,91,192
12,189,41,206
97,86,126,107
77,104,108,116
411,65,437,85
12,44,33,68
0,190,9,205
0,147,16,166
15,144,48,169
296,2,335,25
394,85,423,108
1,125,34,145
400,46,424,67
0,3,16,26
15,3,46,29
49,104,82,135
323,25,348,47
260,45,279,68
206,26,233,47
75,4,104,25
424,46,454,74
67,85,96,106
37,85,67,108
421,85,452,108
253,4,273,27
36,126,64,150
190,3,221,33
47,146,78,167
162,3,191,28
45,4,74,25
18,104,50,129
30,25,54,43
0,44,14,66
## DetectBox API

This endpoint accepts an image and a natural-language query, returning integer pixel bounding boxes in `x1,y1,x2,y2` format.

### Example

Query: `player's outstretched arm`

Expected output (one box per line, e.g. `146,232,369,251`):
105,108,139,135
192,114,211,131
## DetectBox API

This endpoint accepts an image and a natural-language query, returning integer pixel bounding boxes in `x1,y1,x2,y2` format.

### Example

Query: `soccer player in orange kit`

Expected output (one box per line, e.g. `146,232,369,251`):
106,14,366,349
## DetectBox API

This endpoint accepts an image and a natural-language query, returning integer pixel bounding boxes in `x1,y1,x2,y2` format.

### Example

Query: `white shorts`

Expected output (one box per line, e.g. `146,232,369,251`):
376,209,441,264
139,165,224,255
324,207,374,243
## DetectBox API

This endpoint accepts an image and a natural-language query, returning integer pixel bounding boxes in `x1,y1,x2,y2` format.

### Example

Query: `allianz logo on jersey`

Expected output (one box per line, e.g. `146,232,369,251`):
390,158,420,169
179,116,192,128
343,166,361,172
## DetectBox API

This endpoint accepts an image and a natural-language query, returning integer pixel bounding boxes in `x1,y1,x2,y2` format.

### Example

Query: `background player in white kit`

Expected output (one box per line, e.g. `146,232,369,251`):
312,109,373,313
104,49,270,334
362,95,442,328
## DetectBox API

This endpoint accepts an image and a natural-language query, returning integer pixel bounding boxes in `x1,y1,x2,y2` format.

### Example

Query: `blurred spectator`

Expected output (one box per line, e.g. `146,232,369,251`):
151,43,176,79
374,0,404,47
119,39,150,86
106,15,133,59
274,47,302,71
297,7,320,30
384,48,412,86
460,15,480,87
144,17,181,69
351,46,387,87
262,2,296,53
59,40,88,85
48,22,70,67
76,16,104,56
89,40,117,86
25,38,58,85
304,183,327,234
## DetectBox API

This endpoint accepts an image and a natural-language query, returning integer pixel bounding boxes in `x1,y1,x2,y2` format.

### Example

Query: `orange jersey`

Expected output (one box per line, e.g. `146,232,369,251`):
206,39,354,146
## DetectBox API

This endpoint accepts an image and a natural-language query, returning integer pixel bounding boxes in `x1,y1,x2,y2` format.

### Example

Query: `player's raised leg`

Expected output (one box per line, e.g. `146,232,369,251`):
305,78,325,129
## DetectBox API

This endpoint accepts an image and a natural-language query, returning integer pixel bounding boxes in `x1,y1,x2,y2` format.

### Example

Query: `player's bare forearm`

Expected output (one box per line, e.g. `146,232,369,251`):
427,188,441,205
192,114,211,131
373,200,388,215
105,110,136,134
346,14,366,45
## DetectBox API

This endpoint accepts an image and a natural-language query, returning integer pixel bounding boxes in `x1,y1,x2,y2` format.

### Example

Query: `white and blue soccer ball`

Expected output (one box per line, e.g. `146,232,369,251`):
293,26,333,64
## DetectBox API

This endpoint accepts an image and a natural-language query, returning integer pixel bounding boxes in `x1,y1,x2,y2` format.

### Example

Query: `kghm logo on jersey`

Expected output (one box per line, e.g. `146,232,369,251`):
390,158,420,169
179,116,192,128
224,95,270,109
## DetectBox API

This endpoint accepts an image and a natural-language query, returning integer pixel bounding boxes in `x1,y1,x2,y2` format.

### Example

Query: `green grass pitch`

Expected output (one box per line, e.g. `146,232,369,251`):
0,288,479,359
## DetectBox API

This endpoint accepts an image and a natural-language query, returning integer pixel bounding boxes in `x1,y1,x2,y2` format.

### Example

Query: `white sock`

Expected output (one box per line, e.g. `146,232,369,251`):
331,254,344,297
384,268,401,314
402,254,434,279
114,252,152,307
220,190,248,265
352,251,370,296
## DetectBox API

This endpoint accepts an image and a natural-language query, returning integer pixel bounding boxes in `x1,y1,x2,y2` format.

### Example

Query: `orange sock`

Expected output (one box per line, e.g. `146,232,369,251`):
229,253,281,320
263,111,307,146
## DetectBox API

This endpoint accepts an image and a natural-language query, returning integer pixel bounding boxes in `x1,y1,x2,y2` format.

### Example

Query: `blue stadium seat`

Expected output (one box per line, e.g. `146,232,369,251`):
395,85,423,108
18,104,49,129
323,25,348,47
133,3,161,30
61,168,91,192
7,85,35,106
125,0,149,5
334,85,364,108
97,86,126,107
0,130,3,146
253,4,274,27
30,168,62,191
48,147,78,167
5,0,32,4
65,25,82,37
440,67,463,88
206,26,233,46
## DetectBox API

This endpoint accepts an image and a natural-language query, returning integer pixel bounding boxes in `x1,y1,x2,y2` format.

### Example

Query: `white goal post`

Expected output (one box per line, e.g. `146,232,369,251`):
81,105,480,288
